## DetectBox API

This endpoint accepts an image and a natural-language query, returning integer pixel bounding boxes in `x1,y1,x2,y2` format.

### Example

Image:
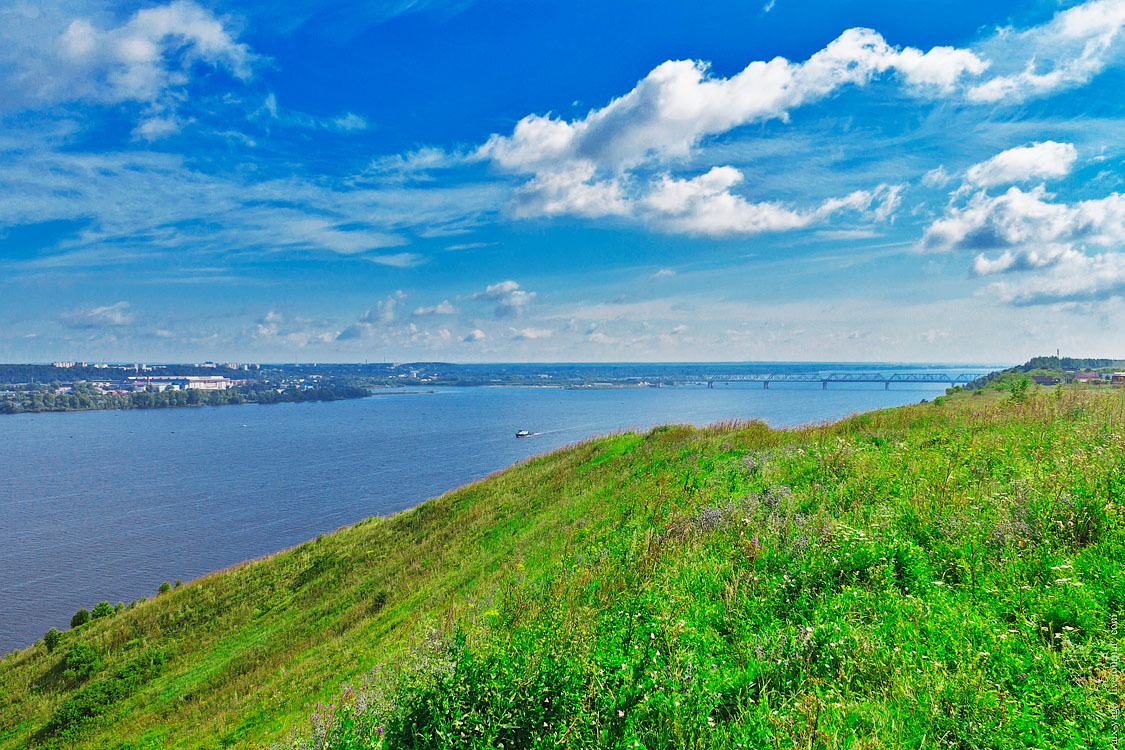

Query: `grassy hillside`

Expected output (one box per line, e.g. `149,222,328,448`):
2,388,1123,749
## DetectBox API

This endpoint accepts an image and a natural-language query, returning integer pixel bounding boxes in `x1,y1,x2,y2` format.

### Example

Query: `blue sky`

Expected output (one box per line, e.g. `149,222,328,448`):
2,0,1124,363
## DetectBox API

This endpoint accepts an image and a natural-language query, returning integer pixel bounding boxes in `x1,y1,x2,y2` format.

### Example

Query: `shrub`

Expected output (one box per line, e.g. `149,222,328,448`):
70,609,90,628
44,628,62,653
1009,376,1031,403
91,601,113,619
174,578,183,588
62,642,101,681
158,581,172,595
42,650,166,740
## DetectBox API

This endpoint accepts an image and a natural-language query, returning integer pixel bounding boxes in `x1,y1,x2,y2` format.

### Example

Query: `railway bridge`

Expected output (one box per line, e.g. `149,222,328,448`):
700,372,978,390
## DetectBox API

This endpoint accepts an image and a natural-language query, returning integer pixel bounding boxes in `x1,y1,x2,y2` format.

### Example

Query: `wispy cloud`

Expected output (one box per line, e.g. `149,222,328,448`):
60,301,134,329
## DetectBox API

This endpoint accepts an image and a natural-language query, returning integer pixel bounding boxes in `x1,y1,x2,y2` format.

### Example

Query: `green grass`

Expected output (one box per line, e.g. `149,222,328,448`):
2,387,1123,749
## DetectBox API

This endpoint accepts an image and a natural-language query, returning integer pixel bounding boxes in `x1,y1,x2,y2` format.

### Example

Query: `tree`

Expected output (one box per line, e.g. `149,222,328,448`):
91,601,113,619
158,581,172,595
70,608,90,628
44,628,62,652
1010,376,1031,403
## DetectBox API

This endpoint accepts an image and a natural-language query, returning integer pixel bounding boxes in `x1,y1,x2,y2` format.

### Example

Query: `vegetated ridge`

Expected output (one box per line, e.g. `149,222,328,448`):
1,386,1121,748
963,356,1124,391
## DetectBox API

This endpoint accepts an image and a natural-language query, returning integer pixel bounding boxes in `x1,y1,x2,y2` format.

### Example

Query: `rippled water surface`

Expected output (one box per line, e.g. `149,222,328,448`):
1,378,977,649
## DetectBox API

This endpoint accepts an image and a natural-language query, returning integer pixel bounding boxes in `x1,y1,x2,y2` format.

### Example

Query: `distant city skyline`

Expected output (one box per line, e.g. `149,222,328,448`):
2,0,1125,362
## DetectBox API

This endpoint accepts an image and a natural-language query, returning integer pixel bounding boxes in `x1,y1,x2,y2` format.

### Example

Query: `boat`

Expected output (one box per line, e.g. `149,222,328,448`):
515,429,531,438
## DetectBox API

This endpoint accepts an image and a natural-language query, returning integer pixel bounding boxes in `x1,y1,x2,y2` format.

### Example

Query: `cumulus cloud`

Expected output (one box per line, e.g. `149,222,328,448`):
254,310,336,347
965,141,1078,187
508,164,630,219
412,300,456,316
475,280,536,317
336,292,405,340
923,172,1125,306
922,186,1125,257
509,326,552,340
5,1,255,112
463,328,486,342
985,252,1125,305
640,167,902,237
968,0,1125,103
479,28,986,175
475,22,976,235
60,301,134,329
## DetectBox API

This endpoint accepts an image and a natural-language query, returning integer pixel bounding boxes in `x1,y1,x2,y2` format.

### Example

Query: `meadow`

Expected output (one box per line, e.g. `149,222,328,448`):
1,385,1121,749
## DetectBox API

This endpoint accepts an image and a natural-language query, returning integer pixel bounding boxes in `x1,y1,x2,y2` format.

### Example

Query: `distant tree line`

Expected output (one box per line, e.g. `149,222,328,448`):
0,383,369,415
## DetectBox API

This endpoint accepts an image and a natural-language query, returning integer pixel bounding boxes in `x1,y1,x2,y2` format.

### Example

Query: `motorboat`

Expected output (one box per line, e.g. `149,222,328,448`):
515,429,531,438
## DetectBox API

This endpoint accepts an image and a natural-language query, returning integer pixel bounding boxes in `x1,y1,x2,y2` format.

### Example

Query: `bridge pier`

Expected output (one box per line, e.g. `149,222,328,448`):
707,381,713,389
885,381,890,390
763,381,769,389
822,380,828,390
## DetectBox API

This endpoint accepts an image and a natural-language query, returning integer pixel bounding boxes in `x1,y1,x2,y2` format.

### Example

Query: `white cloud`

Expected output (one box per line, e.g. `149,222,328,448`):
922,165,951,187
413,300,456,316
286,218,407,255
479,28,986,176
60,301,134,329
332,112,368,131
254,310,336,347
968,0,1125,103
510,326,552,340
336,292,405,340
445,241,493,251
640,167,902,237
965,141,1078,187
132,113,183,141
7,1,255,113
923,177,1125,306
650,268,676,280
985,251,1125,304
922,186,1125,257
586,331,620,345
508,164,629,219
475,280,536,317
368,252,423,267
463,328,486,342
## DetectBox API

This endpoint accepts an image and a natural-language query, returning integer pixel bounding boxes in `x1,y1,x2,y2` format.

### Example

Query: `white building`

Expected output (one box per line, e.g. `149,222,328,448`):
124,375,234,392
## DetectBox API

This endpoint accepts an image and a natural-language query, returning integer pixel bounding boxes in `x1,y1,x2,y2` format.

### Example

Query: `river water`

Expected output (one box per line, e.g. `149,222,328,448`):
0,374,984,650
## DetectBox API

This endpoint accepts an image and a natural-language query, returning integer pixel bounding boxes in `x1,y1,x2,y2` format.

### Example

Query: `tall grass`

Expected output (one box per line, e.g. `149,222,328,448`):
2,387,1122,749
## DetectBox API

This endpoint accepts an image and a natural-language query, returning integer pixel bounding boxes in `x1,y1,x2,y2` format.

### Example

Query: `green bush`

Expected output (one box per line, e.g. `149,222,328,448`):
43,628,61,653
42,650,165,740
158,581,172,595
70,609,90,628
62,643,100,681
91,601,113,619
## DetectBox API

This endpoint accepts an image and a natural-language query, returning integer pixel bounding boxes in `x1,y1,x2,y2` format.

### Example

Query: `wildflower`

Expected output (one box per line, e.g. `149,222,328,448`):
617,710,625,717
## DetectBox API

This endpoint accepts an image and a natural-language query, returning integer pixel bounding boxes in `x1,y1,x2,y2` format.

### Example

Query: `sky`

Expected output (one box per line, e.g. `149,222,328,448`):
2,0,1125,363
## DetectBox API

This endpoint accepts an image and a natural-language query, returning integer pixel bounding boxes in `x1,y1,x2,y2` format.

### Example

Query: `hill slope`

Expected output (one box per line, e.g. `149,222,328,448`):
2,389,1122,749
